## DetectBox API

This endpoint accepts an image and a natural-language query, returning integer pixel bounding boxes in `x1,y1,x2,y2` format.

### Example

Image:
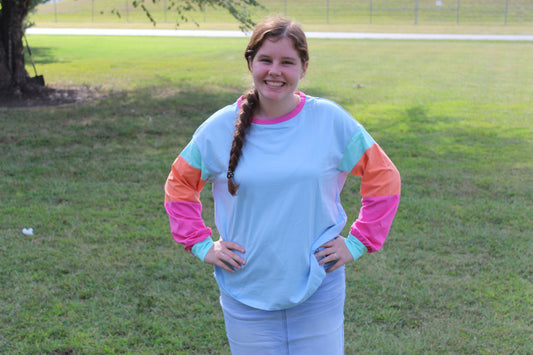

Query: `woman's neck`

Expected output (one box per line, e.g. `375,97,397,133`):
255,92,301,120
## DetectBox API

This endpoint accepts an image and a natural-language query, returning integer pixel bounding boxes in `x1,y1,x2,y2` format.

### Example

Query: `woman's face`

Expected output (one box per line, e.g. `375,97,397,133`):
249,37,308,116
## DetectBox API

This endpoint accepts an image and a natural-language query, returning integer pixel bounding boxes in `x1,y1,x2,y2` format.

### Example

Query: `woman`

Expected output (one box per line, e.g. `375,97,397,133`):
164,17,401,354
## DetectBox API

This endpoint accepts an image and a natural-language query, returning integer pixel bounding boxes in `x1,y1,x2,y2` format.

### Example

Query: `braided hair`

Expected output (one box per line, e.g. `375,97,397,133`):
227,17,309,195
227,88,259,195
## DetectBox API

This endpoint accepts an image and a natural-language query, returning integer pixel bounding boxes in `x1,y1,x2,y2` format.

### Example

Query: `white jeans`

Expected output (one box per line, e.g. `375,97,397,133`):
220,266,346,355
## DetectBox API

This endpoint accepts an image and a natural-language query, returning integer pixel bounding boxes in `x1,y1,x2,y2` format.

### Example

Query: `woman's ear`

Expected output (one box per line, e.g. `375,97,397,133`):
300,61,309,79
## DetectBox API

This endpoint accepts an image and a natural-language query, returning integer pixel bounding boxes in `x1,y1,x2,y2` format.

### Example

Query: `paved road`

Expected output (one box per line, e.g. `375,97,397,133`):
26,28,533,41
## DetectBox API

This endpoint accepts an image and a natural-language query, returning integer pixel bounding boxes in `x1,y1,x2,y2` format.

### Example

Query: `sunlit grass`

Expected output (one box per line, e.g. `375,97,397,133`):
1,34,531,353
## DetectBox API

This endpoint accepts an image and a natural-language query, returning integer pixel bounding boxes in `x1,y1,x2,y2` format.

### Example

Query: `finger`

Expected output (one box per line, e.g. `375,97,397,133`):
221,241,246,254
319,240,335,249
221,250,246,266
325,254,348,273
314,246,333,259
324,251,338,260
216,260,236,273
326,261,342,273
224,250,249,270
318,251,336,265
218,252,243,270
214,253,241,272
319,236,341,249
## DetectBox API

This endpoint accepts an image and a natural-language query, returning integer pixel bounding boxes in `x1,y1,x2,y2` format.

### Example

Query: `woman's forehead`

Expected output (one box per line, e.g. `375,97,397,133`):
256,38,298,55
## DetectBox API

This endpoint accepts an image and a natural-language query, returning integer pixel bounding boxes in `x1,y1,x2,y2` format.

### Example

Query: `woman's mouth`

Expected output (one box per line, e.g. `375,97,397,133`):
265,81,284,87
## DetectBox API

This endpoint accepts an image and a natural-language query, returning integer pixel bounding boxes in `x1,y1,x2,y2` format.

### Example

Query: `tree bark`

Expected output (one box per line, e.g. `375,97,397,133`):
0,0,32,94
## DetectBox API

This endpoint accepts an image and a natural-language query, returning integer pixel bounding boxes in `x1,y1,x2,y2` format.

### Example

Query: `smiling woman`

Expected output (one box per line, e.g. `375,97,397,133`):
248,37,308,119
163,16,401,354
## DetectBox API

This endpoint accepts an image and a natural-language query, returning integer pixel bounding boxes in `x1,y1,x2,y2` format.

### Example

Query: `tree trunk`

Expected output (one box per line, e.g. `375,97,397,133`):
0,0,32,95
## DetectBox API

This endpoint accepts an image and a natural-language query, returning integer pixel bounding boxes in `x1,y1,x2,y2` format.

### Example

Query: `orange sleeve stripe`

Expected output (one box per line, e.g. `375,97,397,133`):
164,156,206,204
351,144,401,198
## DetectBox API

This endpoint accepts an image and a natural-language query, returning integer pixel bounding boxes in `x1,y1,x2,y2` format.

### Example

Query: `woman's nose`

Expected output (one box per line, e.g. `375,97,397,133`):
268,63,281,76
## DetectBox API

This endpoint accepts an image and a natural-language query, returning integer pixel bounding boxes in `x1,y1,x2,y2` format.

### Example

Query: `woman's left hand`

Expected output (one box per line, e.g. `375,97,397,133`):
315,236,353,273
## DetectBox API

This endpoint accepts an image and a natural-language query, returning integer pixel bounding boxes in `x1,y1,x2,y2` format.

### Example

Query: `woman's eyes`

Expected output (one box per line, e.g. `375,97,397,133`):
259,58,295,65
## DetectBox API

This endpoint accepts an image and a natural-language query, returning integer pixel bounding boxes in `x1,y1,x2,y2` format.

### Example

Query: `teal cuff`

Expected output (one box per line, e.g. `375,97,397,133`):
191,237,214,262
344,234,368,262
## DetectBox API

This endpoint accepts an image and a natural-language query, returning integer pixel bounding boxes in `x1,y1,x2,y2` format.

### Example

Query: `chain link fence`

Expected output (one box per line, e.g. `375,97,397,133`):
35,0,533,26
286,0,533,25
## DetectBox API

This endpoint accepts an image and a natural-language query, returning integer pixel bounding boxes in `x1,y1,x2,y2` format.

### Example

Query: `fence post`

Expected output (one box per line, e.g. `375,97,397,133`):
456,0,460,24
504,0,509,25
326,0,330,24
91,0,94,23
414,0,418,25
126,0,129,23
54,0,57,23
369,0,372,24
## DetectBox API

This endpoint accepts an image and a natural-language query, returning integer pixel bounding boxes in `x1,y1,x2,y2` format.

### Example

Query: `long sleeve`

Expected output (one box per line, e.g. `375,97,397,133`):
340,126,401,253
164,141,212,252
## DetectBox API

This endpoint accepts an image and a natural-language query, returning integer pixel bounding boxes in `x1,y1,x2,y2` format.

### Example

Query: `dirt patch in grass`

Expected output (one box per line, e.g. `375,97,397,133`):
0,85,106,108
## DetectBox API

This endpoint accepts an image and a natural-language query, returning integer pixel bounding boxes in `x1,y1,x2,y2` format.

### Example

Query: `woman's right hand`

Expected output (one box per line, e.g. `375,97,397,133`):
204,240,246,273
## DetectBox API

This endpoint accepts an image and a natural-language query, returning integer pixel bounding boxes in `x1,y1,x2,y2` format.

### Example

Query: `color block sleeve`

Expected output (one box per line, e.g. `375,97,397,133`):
340,127,401,253
164,141,213,252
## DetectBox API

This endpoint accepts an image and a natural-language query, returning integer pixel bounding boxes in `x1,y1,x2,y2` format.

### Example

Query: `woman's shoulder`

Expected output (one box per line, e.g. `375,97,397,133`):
303,94,357,124
305,94,339,107
194,101,239,136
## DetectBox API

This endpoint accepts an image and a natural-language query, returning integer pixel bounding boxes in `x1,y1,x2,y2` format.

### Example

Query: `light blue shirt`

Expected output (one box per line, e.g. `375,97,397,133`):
184,94,370,310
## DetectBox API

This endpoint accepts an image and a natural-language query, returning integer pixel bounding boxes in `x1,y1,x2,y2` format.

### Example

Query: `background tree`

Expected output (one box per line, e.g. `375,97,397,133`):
0,0,45,95
0,0,262,97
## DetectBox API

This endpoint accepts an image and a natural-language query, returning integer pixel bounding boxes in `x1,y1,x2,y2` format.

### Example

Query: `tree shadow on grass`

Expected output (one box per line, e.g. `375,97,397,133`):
24,46,60,66
379,103,530,196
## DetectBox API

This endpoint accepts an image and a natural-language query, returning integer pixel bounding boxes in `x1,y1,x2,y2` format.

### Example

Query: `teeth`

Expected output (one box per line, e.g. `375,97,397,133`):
266,81,284,87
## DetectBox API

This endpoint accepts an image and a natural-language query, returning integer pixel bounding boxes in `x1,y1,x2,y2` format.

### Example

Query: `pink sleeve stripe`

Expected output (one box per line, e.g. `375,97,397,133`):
165,200,212,252
350,194,400,253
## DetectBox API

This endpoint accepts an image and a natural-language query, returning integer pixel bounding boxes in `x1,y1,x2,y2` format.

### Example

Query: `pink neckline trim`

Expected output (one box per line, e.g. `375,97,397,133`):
236,92,306,125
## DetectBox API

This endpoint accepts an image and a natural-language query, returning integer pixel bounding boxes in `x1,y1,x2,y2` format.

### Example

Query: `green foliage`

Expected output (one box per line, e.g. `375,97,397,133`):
1,35,532,353
0,0,47,18
0,0,43,29
124,0,263,30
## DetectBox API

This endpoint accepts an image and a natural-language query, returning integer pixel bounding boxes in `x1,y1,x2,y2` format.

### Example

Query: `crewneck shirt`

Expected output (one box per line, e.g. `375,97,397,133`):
165,92,401,310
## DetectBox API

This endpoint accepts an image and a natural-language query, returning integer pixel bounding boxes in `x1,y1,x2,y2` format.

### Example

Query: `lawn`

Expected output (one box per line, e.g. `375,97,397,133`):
30,0,533,33
0,35,532,353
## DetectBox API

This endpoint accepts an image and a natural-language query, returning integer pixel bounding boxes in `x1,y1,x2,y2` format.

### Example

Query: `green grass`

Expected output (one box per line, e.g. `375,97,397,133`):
29,0,533,33
1,35,532,353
